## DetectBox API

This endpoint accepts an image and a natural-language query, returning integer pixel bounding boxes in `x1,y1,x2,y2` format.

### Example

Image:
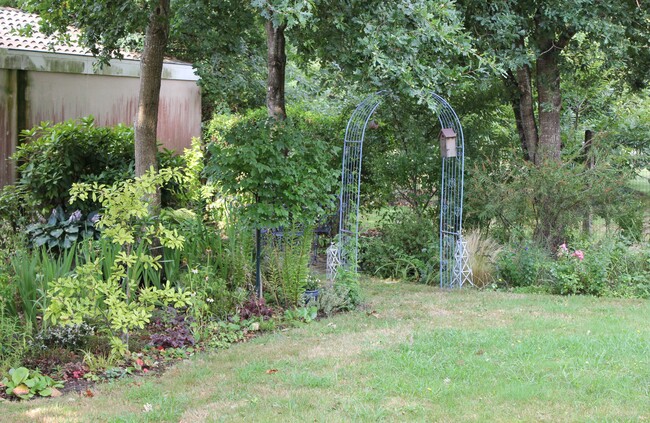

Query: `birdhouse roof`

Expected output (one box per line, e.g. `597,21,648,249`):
439,128,456,138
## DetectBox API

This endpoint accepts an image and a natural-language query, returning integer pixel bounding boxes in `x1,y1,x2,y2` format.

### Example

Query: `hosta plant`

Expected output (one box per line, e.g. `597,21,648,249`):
25,206,100,250
1,367,63,400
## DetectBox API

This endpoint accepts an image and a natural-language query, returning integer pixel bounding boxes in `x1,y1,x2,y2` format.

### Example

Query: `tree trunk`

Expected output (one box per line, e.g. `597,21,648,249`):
135,0,170,210
582,129,594,235
531,44,563,248
504,71,529,161
265,20,287,120
509,65,539,163
535,41,562,165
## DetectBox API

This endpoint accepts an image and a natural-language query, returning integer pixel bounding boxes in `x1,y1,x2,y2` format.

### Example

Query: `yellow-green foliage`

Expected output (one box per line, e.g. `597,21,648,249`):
46,169,193,356
46,261,190,356
69,167,186,249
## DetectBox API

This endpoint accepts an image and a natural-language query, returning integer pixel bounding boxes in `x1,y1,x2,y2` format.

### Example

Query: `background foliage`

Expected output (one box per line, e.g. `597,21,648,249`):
204,106,341,228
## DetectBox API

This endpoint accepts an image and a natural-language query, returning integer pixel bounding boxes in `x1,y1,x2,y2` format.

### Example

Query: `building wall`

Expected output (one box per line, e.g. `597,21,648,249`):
0,69,201,187
0,68,16,186
28,71,201,152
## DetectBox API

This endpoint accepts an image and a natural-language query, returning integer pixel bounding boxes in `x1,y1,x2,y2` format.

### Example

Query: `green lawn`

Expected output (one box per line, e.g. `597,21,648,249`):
630,168,650,195
3,280,650,422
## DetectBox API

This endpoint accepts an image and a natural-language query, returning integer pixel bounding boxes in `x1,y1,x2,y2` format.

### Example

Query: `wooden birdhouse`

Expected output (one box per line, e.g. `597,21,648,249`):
439,128,457,158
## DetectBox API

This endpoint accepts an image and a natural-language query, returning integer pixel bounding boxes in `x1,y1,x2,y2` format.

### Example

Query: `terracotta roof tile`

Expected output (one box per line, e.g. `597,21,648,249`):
0,7,140,60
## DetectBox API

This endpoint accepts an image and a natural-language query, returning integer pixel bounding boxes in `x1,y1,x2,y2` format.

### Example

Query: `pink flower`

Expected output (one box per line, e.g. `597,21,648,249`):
572,250,584,261
557,243,569,257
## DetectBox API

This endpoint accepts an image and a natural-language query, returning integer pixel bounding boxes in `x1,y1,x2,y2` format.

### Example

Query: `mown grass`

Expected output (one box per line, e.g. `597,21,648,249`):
3,279,650,422
629,169,649,195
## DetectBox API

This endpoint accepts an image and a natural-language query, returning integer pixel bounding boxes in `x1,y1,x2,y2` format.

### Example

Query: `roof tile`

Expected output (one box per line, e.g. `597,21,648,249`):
0,7,140,60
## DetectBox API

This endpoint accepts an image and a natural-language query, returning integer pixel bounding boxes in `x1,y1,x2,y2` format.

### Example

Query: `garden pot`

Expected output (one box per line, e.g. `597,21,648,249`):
303,289,320,303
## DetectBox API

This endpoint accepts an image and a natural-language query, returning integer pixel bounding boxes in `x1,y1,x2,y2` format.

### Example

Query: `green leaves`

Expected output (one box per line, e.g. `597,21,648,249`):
46,260,191,357
251,0,316,29
13,117,134,213
24,207,101,251
2,367,63,400
70,168,187,248
294,0,488,101
10,367,29,386
24,0,149,65
205,107,339,228
44,169,193,357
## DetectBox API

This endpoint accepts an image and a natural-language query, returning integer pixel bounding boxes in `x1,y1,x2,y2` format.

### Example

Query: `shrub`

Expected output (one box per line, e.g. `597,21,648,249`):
45,260,191,357
13,116,134,213
466,149,640,249
495,241,551,288
12,117,200,216
204,107,340,228
548,238,650,297
359,208,438,283
46,169,193,356
494,236,650,298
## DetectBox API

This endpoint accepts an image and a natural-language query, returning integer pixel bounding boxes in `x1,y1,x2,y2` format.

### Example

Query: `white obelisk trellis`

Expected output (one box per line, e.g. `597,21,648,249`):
335,91,467,289
326,242,340,284
453,236,473,287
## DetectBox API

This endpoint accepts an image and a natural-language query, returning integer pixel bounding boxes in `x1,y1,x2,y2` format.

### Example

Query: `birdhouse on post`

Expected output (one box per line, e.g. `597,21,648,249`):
439,128,457,158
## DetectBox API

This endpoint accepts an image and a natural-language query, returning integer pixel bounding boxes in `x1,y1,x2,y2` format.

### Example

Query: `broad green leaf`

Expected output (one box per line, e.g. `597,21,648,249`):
11,368,29,385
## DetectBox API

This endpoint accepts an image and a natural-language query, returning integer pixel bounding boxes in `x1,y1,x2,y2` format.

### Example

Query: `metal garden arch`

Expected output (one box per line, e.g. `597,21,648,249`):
336,91,470,288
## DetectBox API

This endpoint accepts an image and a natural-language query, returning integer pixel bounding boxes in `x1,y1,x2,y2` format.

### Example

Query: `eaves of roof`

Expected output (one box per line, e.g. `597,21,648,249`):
0,7,198,81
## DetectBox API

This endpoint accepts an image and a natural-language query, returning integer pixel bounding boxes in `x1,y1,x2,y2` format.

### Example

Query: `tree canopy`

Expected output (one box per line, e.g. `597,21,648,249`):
458,0,650,163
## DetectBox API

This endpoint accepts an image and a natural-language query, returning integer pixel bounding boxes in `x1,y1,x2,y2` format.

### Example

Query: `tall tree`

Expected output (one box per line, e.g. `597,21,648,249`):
458,0,650,165
24,0,174,207
251,0,316,120
135,0,170,187
264,16,287,120
456,0,650,248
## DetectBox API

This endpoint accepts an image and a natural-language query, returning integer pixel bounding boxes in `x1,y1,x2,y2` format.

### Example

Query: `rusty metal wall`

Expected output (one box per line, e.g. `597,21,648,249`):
0,68,16,187
27,71,201,151
0,70,200,187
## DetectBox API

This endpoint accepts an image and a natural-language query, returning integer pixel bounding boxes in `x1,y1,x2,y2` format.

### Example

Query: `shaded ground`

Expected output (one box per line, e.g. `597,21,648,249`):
3,280,650,422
